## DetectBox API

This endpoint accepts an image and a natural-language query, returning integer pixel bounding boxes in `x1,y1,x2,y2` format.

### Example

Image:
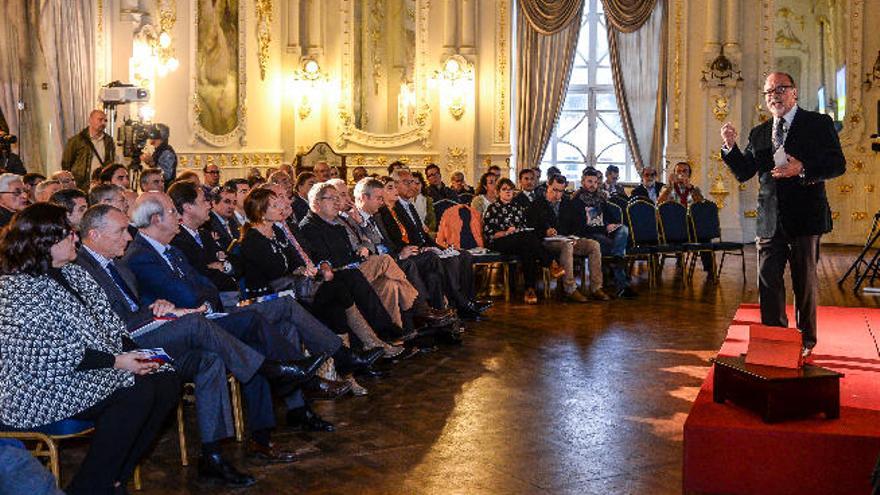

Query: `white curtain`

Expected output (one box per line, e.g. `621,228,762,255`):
40,0,96,170
605,0,667,171
0,0,36,166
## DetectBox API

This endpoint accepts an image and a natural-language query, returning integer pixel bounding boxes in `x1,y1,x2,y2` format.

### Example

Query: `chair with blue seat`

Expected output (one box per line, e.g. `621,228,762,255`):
657,201,695,277
625,199,667,287
0,419,142,490
685,200,746,281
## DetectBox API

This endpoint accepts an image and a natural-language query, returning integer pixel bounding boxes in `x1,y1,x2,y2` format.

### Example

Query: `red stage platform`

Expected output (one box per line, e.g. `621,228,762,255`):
683,304,880,495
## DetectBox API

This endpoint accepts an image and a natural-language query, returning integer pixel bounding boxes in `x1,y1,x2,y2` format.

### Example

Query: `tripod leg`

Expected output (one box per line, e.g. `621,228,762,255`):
840,227,880,286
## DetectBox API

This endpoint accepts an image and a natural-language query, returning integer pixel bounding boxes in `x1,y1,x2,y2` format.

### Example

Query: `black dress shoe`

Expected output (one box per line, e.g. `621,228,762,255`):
336,347,384,374
457,306,482,321
616,287,638,299
197,453,257,487
246,440,297,463
471,299,493,313
414,307,457,328
286,406,335,432
260,353,327,387
303,377,352,400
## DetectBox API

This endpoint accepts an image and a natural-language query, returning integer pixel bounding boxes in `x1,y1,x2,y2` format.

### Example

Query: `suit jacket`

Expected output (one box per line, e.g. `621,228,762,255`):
298,211,360,268
526,196,563,235
76,249,155,331
0,207,14,228
121,232,222,310
722,107,845,237
207,211,240,251
171,226,238,291
630,182,664,203
512,191,536,209
393,200,438,248
291,196,310,223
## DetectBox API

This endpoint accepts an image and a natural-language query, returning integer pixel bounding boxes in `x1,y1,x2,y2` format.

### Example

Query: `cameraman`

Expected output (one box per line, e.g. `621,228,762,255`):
142,124,176,188
61,110,115,190
0,129,25,175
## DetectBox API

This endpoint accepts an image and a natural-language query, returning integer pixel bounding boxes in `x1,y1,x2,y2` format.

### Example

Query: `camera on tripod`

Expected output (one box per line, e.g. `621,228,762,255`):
120,121,164,171
0,133,17,151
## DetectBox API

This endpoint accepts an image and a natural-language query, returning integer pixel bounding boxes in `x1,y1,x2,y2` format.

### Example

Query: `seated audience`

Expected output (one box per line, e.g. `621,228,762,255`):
471,171,498,218
450,171,475,204
269,171,293,199
239,187,402,344
139,167,165,192
604,165,627,198
77,204,318,485
0,203,178,495
88,183,130,215
207,182,242,250
435,203,484,250
313,161,331,182
658,161,704,205
382,168,485,318
292,172,316,221
48,188,88,230
534,166,559,199
527,174,609,302
483,177,564,304
488,164,502,177
561,167,636,298
0,173,28,227
202,163,221,190
22,172,45,204
33,179,61,203
329,166,341,179
176,170,202,185
351,166,369,183
631,166,664,204
50,170,76,190
513,168,538,208
98,164,138,206
424,164,458,203
223,178,250,226
411,171,437,231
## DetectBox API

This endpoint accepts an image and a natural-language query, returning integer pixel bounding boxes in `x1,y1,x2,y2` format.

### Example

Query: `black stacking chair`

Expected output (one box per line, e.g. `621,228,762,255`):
685,200,746,281
657,201,693,274
625,199,667,287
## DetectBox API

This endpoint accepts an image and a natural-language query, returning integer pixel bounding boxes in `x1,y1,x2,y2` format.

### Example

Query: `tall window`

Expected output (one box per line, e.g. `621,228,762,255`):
539,0,636,184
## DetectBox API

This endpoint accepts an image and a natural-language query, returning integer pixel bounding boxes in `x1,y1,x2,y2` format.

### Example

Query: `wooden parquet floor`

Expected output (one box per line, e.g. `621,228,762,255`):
61,245,880,494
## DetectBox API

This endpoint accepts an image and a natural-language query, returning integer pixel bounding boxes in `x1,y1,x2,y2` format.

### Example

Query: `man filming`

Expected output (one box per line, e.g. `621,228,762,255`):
61,109,115,190
0,129,25,175
142,123,177,188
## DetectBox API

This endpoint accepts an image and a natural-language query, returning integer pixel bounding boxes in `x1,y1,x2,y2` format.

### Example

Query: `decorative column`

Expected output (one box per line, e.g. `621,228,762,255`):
286,0,301,55
459,0,476,55
305,0,323,57
443,0,458,55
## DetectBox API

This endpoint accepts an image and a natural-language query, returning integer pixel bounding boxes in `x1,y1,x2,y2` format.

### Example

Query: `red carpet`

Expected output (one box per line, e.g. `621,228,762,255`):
683,304,880,495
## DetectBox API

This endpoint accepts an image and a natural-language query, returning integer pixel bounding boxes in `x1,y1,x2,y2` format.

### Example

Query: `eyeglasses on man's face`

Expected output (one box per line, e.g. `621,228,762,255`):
762,85,793,96
0,189,26,196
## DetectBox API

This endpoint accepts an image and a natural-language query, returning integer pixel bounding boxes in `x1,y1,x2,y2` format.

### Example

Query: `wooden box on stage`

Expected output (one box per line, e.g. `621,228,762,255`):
712,355,842,423
745,325,802,368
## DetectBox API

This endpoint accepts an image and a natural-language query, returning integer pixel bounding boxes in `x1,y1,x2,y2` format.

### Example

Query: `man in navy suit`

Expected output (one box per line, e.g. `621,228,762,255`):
122,192,383,430
721,71,846,356
77,205,319,485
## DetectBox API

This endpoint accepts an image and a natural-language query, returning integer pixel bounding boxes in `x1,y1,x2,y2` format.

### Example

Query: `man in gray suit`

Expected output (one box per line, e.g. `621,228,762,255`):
76,205,325,486
721,72,846,357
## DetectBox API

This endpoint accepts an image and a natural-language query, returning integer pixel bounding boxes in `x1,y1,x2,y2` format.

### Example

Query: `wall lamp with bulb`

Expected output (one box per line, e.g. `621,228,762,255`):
432,54,474,120
291,58,326,120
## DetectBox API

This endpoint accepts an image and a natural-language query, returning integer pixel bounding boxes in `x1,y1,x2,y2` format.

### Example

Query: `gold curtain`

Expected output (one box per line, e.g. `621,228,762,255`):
605,0,667,172
516,0,584,172
519,0,583,35
602,0,657,32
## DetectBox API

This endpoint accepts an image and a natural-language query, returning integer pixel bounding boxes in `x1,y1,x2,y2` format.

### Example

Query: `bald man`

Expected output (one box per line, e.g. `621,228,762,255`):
61,109,116,190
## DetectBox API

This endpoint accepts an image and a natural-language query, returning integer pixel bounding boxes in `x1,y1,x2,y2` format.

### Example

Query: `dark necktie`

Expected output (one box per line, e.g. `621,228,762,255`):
163,246,186,278
773,118,786,151
406,203,425,243
106,261,139,312
191,229,204,248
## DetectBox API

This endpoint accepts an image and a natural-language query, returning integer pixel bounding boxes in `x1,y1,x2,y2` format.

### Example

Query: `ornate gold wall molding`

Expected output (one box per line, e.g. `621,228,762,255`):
188,0,248,147
445,146,468,176
337,0,432,150
494,0,510,144
743,210,757,218
255,0,273,81
712,94,730,121
178,152,284,171
670,0,685,144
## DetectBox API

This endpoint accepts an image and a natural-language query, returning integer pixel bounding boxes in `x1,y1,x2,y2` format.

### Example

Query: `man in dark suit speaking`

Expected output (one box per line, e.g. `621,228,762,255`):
720,72,846,357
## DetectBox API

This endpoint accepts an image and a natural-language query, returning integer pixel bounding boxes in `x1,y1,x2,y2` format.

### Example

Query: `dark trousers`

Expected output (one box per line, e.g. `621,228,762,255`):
407,251,449,309
757,229,820,349
332,269,401,339
398,256,444,310
216,309,303,362
68,371,179,495
490,231,553,288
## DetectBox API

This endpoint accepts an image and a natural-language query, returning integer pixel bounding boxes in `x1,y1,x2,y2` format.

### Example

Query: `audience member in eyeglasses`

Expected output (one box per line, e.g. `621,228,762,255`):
0,173,28,227
630,166,665,204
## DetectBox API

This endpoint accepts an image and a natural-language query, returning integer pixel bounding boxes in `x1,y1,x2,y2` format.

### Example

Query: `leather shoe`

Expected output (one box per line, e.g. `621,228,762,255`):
414,307,457,327
197,453,256,488
303,377,352,400
246,440,297,464
286,406,335,432
260,354,327,387
457,304,483,321
616,287,638,299
563,290,588,303
339,347,384,373
472,299,493,312
801,346,813,359
589,288,611,301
